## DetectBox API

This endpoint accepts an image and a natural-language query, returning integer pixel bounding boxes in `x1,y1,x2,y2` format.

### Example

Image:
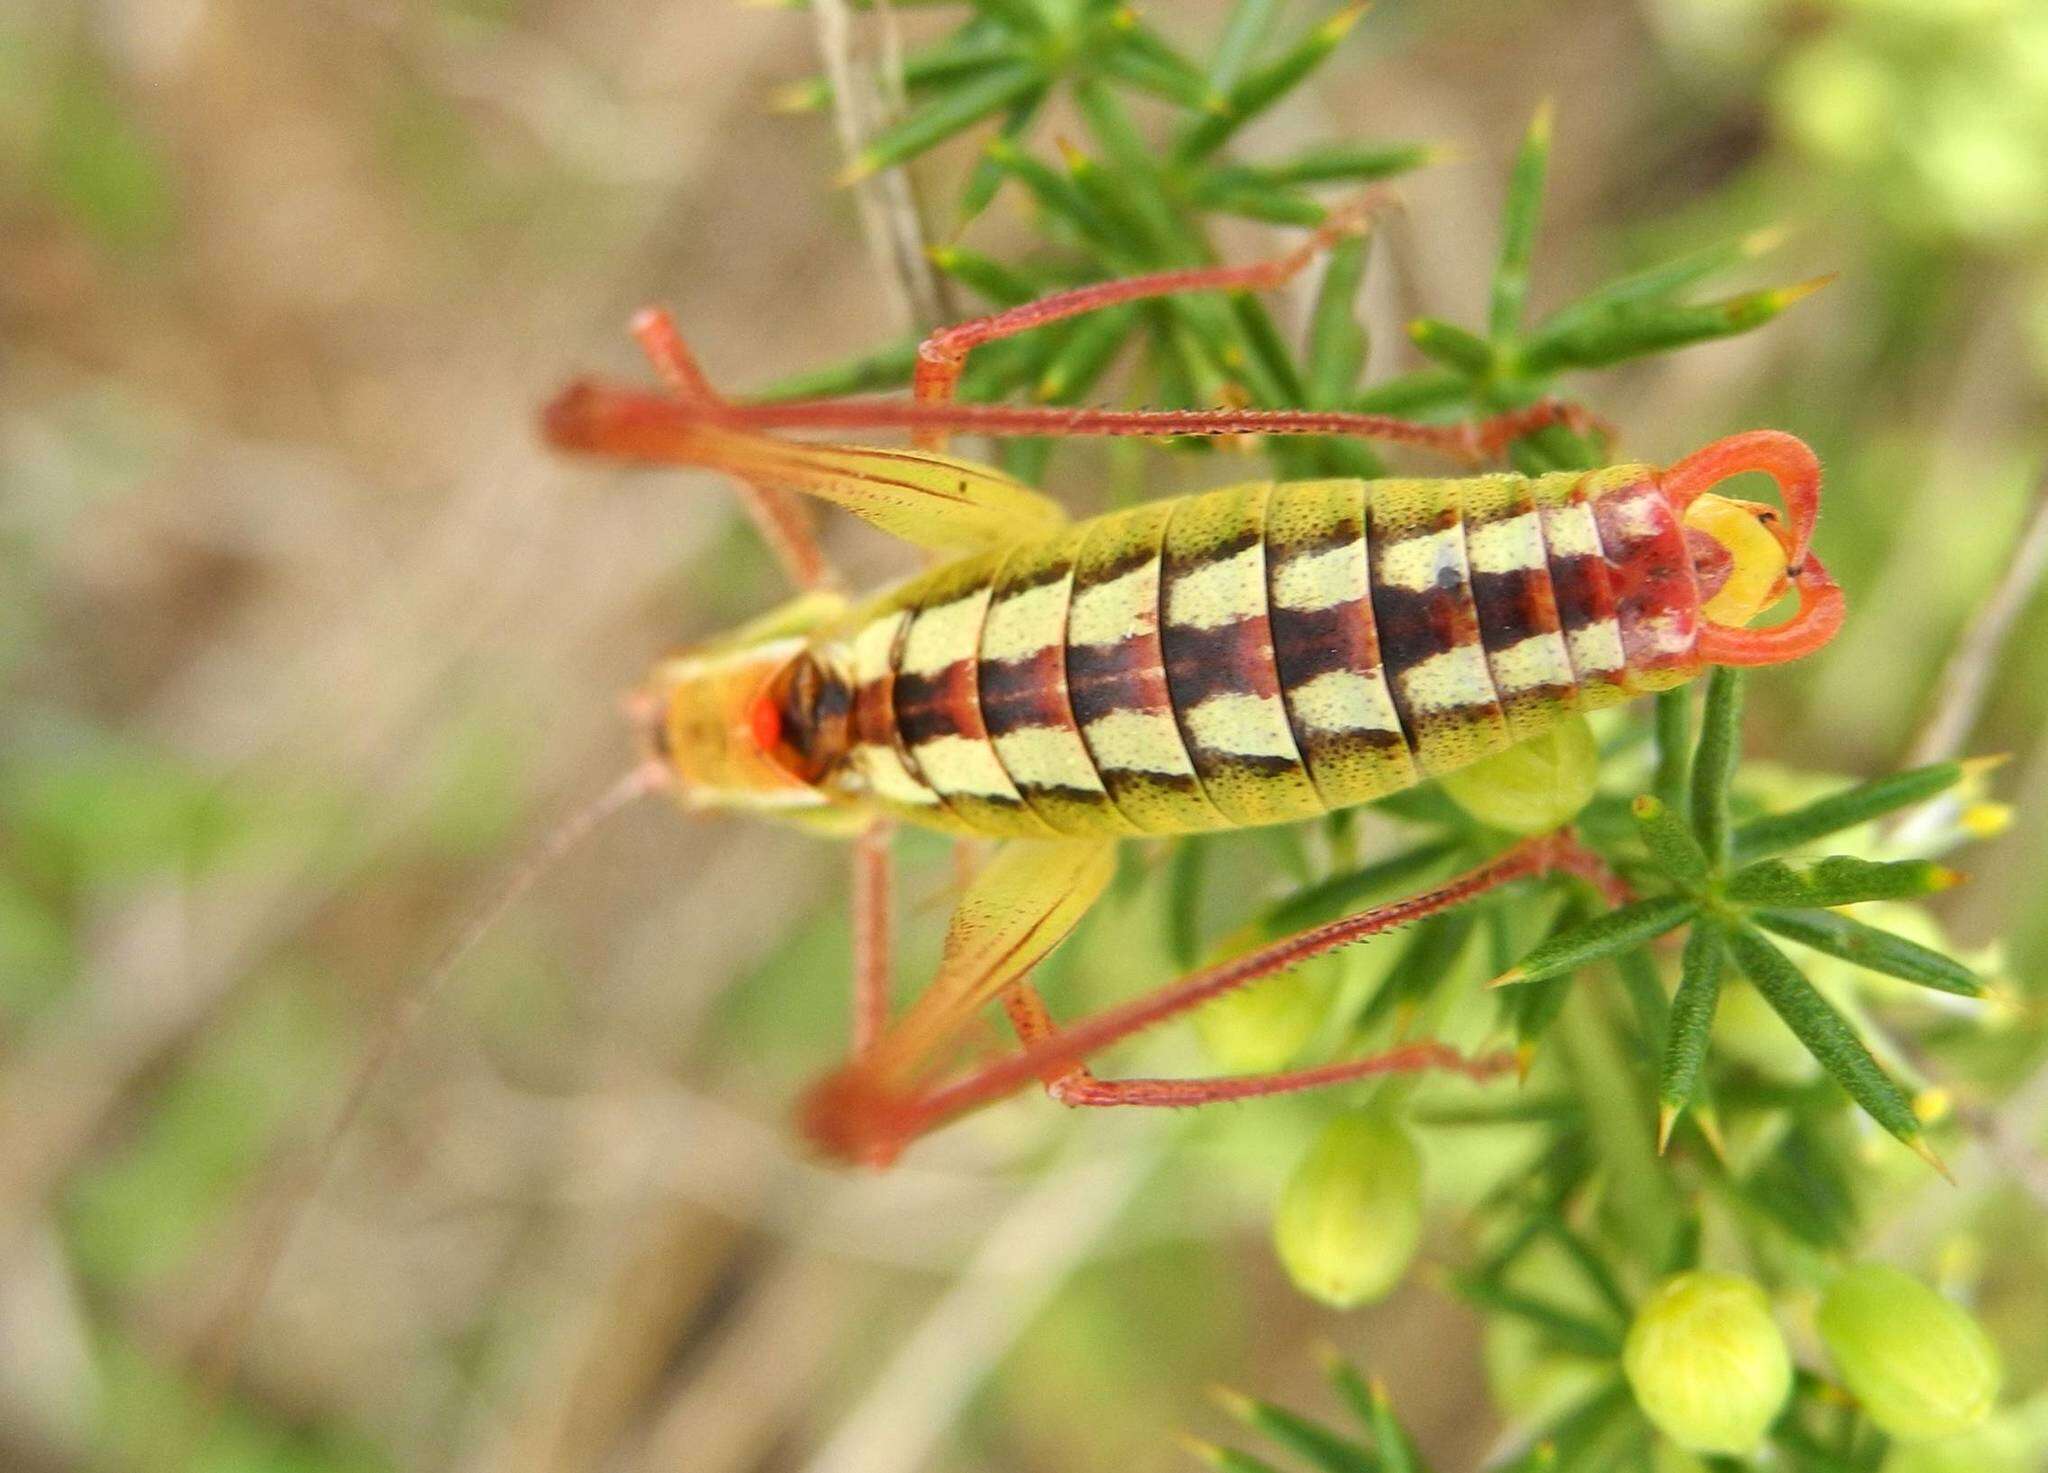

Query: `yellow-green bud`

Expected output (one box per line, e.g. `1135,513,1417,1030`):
1623,1271,1792,1455
1818,1265,2002,1442
1192,959,1332,1073
1272,1112,1423,1308
1439,717,1599,834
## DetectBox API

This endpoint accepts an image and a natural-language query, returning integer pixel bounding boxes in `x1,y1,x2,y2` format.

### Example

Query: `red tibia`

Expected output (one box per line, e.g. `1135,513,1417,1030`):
620,309,833,591
1044,1042,1518,1107
850,824,893,1058
799,831,1597,1167
911,193,1388,417
999,977,1512,1109
632,308,720,405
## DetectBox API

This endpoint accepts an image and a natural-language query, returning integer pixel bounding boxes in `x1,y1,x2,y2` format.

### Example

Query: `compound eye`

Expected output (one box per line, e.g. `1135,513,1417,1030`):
750,654,848,785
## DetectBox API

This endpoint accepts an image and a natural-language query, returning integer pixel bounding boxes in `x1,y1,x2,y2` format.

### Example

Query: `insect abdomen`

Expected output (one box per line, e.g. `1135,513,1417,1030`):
846,467,1702,837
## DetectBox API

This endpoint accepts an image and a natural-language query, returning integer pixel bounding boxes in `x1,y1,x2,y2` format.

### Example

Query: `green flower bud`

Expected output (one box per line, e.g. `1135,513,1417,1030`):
1818,1264,2002,1442
1192,958,1333,1073
1439,717,1599,834
1623,1270,1792,1455
1272,1112,1423,1308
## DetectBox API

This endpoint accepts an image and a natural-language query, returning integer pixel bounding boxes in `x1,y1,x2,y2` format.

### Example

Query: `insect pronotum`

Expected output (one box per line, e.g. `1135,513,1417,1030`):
536,211,1844,1168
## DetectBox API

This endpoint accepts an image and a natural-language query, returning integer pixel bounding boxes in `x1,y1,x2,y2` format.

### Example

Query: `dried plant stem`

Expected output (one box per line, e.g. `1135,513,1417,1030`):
798,1132,1170,1473
809,0,948,330
1904,462,2048,767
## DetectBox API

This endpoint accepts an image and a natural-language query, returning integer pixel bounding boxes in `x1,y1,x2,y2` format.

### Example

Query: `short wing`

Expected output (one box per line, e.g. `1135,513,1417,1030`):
707,428,1069,553
545,379,1067,553
864,839,1117,1090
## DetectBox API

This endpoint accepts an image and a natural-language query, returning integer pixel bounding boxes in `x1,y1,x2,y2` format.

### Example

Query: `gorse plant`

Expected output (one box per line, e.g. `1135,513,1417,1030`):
768,2,2019,1469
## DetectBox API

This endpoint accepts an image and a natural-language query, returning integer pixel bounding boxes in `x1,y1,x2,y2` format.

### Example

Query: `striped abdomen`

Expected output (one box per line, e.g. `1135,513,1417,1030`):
833,466,1703,837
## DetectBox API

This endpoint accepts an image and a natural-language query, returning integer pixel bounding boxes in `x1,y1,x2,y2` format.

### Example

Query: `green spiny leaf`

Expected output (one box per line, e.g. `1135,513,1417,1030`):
1722,924,1924,1148
1205,0,1285,97
1173,4,1366,164
1098,21,1213,111
1250,841,1465,944
1205,141,1438,190
1303,228,1368,395
985,136,1125,248
1723,855,1962,908
774,26,1027,114
1534,227,1785,338
927,243,1041,305
1034,303,1136,400
1491,101,1552,338
1210,1387,1381,1473
1490,897,1698,989
1519,277,1830,373
1321,1349,1377,1429
1355,368,1469,415
1184,177,1329,226
1657,922,1726,1148
1613,944,1670,1043
1363,909,1479,1033
1632,795,1710,890
1729,757,1986,863
1539,1216,1634,1326
1166,838,1212,970
955,87,1049,223
1406,317,1494,376
840,62,1045,182
1750,908,1982,997
1367,1378,1425,1473
1653,688,1692,824
1691,667,1743,866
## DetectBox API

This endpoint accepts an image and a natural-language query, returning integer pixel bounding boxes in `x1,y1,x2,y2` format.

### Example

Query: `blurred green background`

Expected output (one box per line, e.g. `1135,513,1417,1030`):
4,1,2048,1470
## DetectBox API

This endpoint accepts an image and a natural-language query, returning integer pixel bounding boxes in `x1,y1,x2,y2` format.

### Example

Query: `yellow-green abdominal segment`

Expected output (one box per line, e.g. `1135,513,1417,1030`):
838,467,1701,836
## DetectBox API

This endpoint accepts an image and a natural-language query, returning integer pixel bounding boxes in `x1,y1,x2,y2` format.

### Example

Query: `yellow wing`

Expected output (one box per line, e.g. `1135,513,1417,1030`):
864,839,1117,1090
696,426,1069,553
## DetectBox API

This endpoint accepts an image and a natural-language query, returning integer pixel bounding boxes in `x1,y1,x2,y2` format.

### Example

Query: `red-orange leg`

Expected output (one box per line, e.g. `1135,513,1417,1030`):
802,830,1612,1165
715,394,1608,466
999,979,1509,1109
851,823,894,1057
631,308,835,591
908,195,1387,449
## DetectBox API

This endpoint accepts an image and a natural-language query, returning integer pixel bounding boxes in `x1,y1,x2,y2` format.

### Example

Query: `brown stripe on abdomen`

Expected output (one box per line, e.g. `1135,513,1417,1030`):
1264,478,1419,807
1531,475,1632,707
1157,481,1326,826
976,529,1139,836
1459,474,1581,741
1063,500,1229,834
1364,481,1512,775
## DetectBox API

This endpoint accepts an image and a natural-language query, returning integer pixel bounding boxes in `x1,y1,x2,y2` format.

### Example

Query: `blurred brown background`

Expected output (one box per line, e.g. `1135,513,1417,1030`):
5,1,2048,1470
